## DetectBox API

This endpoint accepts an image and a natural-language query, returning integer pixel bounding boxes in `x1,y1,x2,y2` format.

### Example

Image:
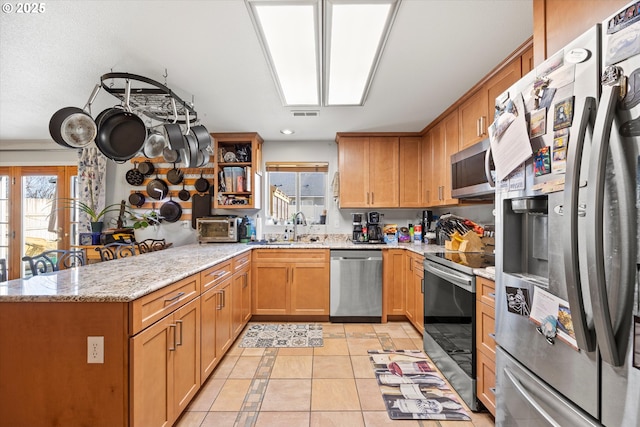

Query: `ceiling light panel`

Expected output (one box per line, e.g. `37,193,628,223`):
247,0,321,106
325,0,400,106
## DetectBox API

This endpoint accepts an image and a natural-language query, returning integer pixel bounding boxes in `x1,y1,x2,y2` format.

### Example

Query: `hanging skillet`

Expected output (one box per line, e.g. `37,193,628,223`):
178,182,190,201
128,191,146,208
125,161,145,186
159,193,182,223
138,160,155,176
194,171,210,193
146,173,168,200
95,80,147,161
167,163,184,185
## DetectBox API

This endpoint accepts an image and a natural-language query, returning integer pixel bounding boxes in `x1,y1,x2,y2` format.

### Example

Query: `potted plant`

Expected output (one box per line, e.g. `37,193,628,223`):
126,209,162,230
56,198,128,232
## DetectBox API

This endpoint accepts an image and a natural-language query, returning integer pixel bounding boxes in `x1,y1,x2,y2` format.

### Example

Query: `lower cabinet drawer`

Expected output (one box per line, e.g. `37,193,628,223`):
130,275,200,334
477,349,496,416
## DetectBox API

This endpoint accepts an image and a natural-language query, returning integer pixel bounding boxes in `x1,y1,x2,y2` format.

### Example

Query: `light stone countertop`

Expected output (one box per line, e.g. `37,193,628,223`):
0,242,446,302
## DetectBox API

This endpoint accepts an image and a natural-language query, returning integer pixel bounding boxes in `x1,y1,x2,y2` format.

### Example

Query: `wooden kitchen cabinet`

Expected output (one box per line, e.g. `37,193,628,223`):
421,132,434,205
428,109,459,207
383,249,406,318
336,135,399,208
476,276,496,416
200,261,233,381
130,296,200,427
211,132,263,209
252,249,329,317
459,56,522,150
404,251,424,333
232,252,251,338
399,136,424,207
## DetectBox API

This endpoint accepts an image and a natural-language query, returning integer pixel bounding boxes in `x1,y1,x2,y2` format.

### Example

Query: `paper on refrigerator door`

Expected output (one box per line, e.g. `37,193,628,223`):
489,93,533,181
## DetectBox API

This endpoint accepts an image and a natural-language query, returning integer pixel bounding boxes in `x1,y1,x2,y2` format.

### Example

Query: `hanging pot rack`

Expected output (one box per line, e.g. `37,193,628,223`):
100,72,197,125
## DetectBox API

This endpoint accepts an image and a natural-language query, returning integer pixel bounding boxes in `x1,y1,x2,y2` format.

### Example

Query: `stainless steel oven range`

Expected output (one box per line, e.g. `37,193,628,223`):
423,251,494,411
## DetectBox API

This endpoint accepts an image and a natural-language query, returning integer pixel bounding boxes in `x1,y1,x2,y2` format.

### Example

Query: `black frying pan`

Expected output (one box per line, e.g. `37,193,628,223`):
178,182,190,201
194,171,209,193
128,191,146,207
146,173,168,200
138,160,155,176
159,194,182,223
167,163,184,185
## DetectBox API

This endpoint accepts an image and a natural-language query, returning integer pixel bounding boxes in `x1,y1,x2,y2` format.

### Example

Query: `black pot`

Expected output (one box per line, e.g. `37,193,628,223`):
128,191,146,207
190,125,212,150
49,107,97,148
194,171,209,193
125,161,145,186
159,195,182,223
163,123,184,151
95,107,147,161
146,173,168,200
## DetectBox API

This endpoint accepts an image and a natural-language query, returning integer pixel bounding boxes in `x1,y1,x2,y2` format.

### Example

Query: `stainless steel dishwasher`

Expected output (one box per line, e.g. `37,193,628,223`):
329,249,383,322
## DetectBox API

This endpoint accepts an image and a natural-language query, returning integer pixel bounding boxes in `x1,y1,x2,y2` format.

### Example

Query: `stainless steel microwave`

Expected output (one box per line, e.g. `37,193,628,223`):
451,138,496,199
196,216,239,243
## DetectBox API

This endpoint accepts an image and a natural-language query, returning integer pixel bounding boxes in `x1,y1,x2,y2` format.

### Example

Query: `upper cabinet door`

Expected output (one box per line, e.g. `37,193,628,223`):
399,136,423,208
369,136,399,208
459,88,489,150
486,57,522,124
337,137,369,208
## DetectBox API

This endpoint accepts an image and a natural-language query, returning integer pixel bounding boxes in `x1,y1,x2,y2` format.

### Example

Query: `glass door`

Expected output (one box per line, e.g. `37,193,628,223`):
0,166,77,280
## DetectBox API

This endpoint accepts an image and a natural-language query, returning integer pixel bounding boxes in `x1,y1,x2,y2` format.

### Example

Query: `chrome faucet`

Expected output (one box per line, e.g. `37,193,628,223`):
293,211,307,242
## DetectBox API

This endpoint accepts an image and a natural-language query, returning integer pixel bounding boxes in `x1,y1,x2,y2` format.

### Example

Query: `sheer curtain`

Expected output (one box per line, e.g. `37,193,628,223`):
77,147,107,231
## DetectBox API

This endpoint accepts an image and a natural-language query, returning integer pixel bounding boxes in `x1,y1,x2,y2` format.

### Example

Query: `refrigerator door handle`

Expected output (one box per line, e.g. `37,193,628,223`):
563,96,597,352
586,84,636,367
503,368,562,427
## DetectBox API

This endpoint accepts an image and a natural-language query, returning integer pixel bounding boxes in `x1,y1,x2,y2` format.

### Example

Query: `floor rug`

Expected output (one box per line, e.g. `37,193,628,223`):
238,323,323,348
368,350,471,421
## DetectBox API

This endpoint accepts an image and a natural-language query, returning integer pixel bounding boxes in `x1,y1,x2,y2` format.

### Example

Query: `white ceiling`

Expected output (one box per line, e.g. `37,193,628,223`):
0,0,533,146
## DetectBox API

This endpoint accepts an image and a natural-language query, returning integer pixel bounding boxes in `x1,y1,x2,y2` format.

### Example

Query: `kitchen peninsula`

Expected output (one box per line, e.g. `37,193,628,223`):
0,241,478,427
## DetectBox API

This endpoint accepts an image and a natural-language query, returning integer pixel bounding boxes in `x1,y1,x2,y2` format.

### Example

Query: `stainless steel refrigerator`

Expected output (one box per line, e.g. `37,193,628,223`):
493,2,640,425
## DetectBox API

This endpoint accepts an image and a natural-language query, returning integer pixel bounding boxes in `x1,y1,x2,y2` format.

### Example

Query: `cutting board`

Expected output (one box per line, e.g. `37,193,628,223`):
191,192,211,229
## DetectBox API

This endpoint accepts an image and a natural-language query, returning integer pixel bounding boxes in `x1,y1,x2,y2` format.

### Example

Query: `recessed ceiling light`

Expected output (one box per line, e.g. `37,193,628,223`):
280,129,295,135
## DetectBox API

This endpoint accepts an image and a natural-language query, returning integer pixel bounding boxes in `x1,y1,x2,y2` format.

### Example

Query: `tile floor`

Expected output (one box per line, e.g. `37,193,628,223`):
176,321,496,427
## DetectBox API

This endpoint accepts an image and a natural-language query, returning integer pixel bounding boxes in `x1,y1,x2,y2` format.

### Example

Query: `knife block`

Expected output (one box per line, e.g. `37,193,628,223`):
445,230,485,252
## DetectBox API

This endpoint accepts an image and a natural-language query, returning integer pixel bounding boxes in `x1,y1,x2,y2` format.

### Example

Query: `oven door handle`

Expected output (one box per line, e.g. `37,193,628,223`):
424,262,474,293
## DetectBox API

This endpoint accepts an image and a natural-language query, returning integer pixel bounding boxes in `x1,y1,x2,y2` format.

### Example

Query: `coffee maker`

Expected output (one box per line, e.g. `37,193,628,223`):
421,210,433,240
366,211,383,243
352,213,364,242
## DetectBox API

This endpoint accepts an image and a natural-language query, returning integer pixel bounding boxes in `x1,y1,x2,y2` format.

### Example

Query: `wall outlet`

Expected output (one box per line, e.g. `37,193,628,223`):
87,336,104,364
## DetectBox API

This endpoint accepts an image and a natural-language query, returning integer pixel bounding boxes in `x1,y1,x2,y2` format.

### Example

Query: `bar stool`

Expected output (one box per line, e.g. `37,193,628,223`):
95,242,137,262
136,238,167,254
22,249,87,276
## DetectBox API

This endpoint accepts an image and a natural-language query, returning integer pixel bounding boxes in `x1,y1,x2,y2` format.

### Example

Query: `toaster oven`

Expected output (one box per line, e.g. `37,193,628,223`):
197,216,239,243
